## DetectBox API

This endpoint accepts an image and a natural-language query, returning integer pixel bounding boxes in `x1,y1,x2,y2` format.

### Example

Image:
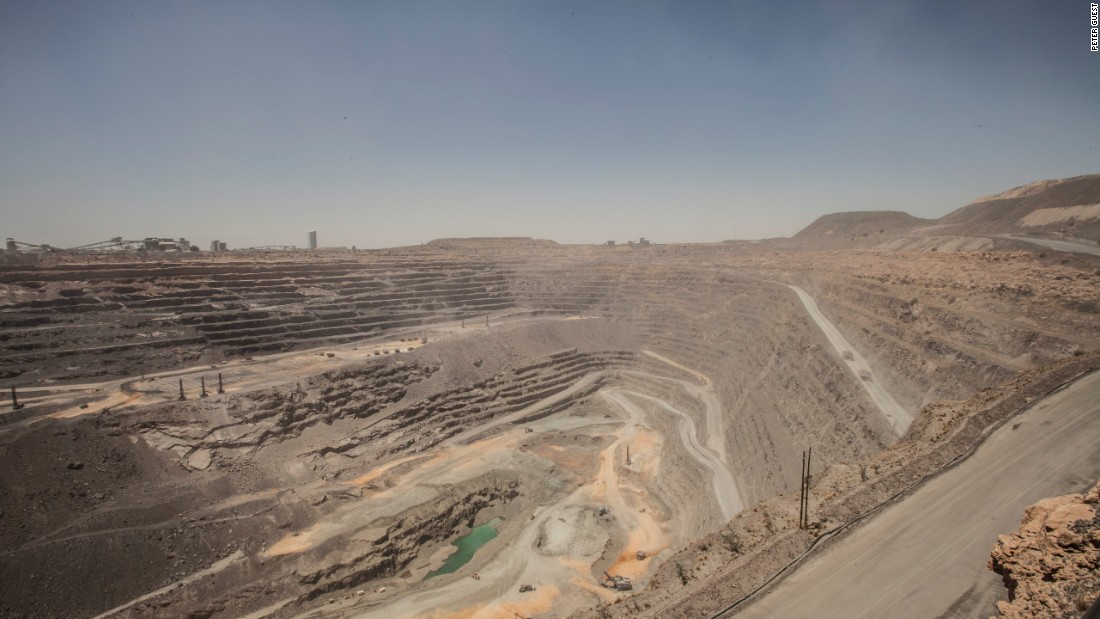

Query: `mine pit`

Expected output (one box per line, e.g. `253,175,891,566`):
1,227,1098,619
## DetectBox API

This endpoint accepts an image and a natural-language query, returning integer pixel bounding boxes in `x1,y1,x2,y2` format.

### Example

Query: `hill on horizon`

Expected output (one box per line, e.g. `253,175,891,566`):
793,173,1100,244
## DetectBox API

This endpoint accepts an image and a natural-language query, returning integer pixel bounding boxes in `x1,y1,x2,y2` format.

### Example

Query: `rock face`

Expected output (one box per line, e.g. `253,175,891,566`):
989,479,1100,618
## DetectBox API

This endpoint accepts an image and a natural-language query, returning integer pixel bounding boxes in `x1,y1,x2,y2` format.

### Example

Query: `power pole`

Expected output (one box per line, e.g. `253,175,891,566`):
217,372,225,394
178,378,185,401
200,376,208,398
800,447,813,529
799,451,806,529
11,386,24,411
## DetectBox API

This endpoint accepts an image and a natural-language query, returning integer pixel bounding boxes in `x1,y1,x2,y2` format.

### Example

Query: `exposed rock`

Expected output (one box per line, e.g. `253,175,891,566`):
989,479,1100,618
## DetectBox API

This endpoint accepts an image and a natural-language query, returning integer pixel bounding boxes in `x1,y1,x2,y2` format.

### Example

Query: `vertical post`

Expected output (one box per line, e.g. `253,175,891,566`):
804,447,812,529
200,376,208,398
178,378,185,401
217,372,225,394
485,314,489,327
626,445,630,465
11,386,24,411
799,450,806,529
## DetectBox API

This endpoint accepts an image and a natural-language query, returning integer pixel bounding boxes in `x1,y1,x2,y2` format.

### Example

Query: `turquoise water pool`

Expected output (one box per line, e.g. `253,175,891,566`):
426,517,502,578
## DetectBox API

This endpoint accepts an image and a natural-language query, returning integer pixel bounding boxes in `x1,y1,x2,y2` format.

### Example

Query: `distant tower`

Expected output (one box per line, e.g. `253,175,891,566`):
308,230,317,249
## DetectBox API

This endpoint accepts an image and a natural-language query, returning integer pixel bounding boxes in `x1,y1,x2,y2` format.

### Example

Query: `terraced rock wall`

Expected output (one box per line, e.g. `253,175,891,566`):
502,257,894,504
0,257,516,383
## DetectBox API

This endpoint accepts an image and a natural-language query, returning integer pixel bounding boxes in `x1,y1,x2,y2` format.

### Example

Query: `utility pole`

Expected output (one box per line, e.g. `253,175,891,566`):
11,386,24,411
178,378,185,401
217,372,225,394
799,447,813,529
799,451,806,529
200,376,208,398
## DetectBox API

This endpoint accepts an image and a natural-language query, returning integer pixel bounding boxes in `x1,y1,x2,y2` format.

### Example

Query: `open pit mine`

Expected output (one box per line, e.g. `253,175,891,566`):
2,176,1099,619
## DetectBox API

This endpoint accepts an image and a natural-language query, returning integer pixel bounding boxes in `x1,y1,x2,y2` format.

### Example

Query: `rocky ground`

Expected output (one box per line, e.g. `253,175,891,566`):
989,480,1100,619
0,233,1097,618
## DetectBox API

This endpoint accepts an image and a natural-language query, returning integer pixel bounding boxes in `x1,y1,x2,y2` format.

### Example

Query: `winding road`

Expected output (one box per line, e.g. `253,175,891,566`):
607,389,743,520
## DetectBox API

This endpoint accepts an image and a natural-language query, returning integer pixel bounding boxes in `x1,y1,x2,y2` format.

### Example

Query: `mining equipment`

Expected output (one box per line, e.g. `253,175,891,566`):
6,238,56,252
601,572,633,591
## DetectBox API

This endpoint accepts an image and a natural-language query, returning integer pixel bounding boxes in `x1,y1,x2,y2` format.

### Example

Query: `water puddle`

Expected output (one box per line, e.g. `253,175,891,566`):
426,517,502,578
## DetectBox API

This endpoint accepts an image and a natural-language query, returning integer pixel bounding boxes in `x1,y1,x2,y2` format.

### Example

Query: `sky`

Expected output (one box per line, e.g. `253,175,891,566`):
1,1,1098,249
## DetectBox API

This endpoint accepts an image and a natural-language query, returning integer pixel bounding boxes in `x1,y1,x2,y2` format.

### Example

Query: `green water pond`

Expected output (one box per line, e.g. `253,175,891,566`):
426,517,502,578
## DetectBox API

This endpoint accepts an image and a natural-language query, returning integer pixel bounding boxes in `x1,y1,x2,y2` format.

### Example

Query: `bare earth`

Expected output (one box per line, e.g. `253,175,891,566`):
731,371,1100,619
1,177,1098,619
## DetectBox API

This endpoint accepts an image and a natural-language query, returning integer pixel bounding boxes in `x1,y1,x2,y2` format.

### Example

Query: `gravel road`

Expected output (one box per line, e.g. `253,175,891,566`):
730,370,1100,619
787,284,913,435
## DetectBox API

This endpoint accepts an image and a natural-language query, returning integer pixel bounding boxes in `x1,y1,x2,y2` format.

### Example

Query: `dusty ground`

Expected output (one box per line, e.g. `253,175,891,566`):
727,371,1100,619
0,231,1097,618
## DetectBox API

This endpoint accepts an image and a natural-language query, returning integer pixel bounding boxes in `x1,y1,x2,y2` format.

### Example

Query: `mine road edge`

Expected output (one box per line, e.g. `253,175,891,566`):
636,353,1100,619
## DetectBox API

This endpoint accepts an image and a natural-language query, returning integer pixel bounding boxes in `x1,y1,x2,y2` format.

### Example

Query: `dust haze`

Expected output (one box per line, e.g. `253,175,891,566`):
2,174,1099,618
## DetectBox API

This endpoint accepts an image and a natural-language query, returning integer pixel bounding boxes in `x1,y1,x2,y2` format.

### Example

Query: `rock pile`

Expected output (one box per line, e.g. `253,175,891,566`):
989,479,1100,618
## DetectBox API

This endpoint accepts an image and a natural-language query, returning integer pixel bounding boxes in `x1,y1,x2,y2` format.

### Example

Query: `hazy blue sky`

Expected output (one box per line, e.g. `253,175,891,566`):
2,1,1098,248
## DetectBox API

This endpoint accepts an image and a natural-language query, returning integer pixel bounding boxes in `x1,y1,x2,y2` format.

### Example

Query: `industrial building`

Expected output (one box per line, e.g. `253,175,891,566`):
308,231,318,249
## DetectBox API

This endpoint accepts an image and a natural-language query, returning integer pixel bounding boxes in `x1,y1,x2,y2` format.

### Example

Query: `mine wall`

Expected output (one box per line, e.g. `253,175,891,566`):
0,328,640,617
0,246,1096,618
146,474,527,619
499,248,1095,506
0,258,521,384
808,253,1094,411
503,261,897,505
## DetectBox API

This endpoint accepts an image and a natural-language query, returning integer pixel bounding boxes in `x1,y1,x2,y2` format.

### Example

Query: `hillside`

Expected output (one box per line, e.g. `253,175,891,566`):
933,174,1100,241
791,174,1100,246
793,211,931,241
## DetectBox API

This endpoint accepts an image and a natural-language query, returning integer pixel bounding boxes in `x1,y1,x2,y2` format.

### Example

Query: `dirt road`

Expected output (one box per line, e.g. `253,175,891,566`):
729,370,1100,619
998,235,1100,256
640,351,731,470
611,390,743,520
786,285,913,435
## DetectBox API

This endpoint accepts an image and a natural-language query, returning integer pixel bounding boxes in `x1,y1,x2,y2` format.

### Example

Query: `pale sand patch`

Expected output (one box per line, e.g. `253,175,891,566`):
972,178,1060,202
1016,203,1100,227
608,525,668,580
627,427,663,481
415,585,560,619
347,453,429,487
